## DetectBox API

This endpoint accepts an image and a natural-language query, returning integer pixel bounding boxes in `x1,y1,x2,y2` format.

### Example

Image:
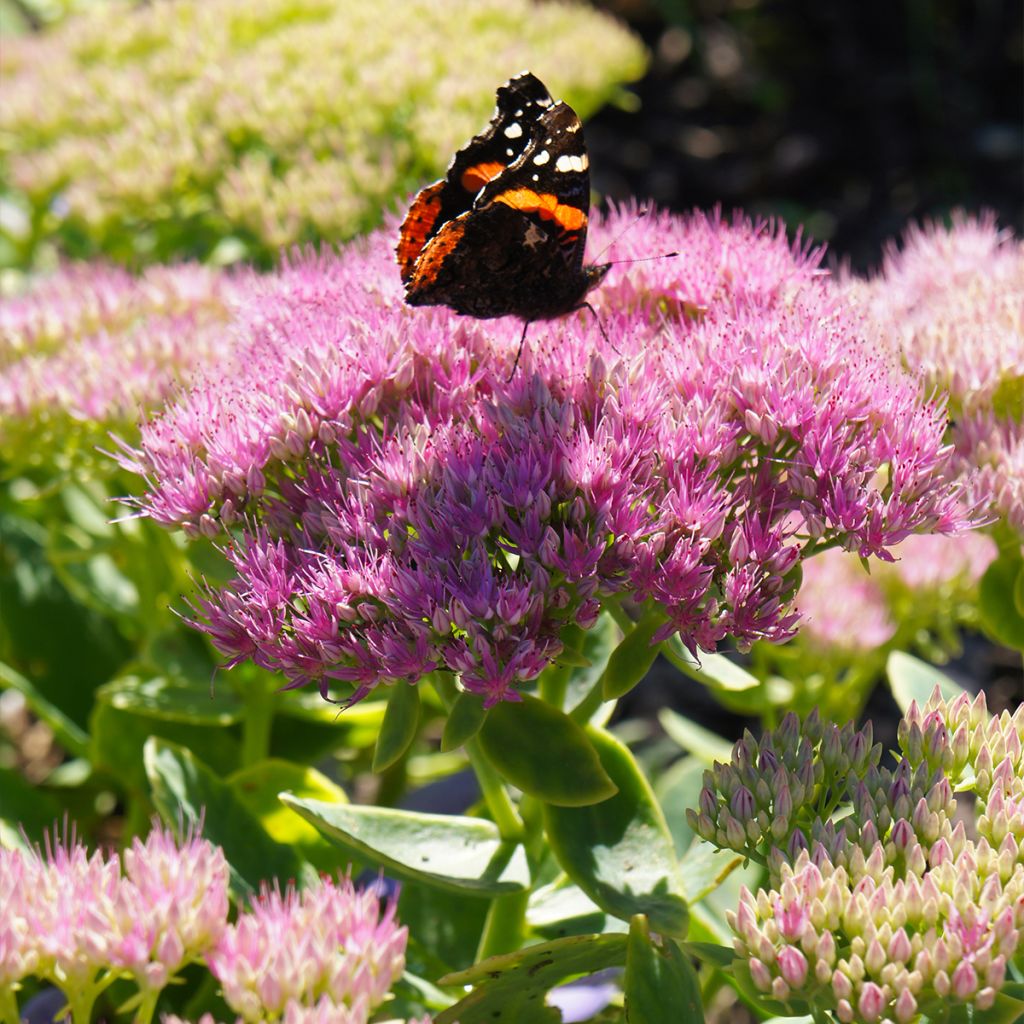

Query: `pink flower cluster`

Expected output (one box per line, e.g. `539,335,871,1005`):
707,690,1024,1022
0,262,244,431
796,531,996,655
207,880,408,1022
845,213,1024,535
115,206,969,704
1,824,418,1024
1,823,228,998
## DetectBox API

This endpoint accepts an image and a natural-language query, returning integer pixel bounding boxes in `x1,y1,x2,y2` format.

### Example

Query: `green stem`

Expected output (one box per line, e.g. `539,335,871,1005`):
240,686,275,767
475,889,530,961
0,988,19,1024
432,676,524,841
134,987,161,1024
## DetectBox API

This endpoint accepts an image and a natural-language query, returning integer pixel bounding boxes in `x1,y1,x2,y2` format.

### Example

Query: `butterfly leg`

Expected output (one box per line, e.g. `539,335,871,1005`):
506,319,532,382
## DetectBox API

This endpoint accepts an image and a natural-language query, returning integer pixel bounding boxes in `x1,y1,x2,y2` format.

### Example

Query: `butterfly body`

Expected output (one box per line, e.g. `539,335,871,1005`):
396,72,610,324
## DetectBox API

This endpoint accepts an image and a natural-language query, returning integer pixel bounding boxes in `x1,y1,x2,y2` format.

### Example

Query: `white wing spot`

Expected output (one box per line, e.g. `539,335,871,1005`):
533,150,550,166
515,109,523,116
532,174,539,181
506,149,514,157
555,154,587,173
503,122,523,139
523,223,546,250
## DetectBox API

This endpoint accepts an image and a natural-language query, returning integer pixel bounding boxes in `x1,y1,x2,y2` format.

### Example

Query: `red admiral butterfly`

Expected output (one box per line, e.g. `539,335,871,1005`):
396,72,611,366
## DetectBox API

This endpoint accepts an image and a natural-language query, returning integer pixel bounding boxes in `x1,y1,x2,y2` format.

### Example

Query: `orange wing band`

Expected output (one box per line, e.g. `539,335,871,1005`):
396,182,444,282
493,188,587,232
408,217,467,293
460,161,506,193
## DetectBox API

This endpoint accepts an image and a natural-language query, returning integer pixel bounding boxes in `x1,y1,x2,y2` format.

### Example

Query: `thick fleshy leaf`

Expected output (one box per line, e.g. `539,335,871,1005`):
228,759,349,873
624,915,703,1023
658,709,733,763
145,738,309,899
527,876,624,938
979,548,1024,652
562,612,619,713
441,690,487,751
373,681,421,772
435,934,629,1024
602,607,665,699
400,883,490,974
887,651,967,714
478,694,617,807
282,795,530,895
543,726,688,938
662,637,759,693
97,674,243,725
677,840,741,903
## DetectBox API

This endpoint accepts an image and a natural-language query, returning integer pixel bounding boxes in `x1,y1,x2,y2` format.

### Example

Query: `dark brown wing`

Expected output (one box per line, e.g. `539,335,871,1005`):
404,99,596,319
396,72,553,282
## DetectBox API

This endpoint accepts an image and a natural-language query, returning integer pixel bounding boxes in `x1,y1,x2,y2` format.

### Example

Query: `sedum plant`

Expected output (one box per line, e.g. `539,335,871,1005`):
0,0,644,270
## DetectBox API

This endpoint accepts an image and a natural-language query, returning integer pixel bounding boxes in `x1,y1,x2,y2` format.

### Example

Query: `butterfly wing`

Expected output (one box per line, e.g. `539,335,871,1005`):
404,101,596,321
396,72,554,283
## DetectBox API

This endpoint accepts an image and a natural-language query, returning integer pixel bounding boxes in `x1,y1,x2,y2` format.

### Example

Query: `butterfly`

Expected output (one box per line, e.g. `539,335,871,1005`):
395,72,611,370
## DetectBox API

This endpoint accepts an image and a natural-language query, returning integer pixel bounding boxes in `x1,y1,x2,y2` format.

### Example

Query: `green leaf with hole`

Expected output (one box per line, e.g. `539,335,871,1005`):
435,934,629,1024
372,682,421,772
543,726,688,938
145,738,310,899
282,795,530,895
602,606,665,699
441,689,486,751
887,651,968,714
624,915,703,1023
478,693,616,807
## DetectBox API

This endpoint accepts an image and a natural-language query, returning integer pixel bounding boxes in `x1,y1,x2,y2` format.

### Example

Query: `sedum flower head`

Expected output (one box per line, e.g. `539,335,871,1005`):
0,261,243,467
207,876,408,1022
115,207,970,705
845,214,1024,537
697,688,1024,1021
2,821,227,996
0,0,643,267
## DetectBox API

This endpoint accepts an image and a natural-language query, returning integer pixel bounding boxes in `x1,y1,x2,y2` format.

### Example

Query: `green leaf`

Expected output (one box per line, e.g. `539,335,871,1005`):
887,650,968,714
478,693,617,807
400,883,490,974
662,638,759,693
991,373,1024,420
564,611,620,713
527,876,625,939
228,758,349,874
654,755,706,856
0,657,89,756
91,693,240,799
543,726,688,938
657,709,733,763
97,674,243,725
281,795,531,896
602,606,665,699
624,915,703,1023
372,682,421,772
441,690,486,751
145,738,309,900
979,547,1024,652
681,941,734,970
435,934,629,1024
678,840,742,903
0,766,61,851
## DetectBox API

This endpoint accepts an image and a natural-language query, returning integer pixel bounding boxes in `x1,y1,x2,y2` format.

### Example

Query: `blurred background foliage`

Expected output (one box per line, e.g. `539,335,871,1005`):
0,2,1020,1019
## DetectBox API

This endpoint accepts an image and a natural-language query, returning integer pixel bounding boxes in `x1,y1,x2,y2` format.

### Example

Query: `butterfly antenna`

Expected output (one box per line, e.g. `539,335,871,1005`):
506,320,531,382
592,205,653,262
